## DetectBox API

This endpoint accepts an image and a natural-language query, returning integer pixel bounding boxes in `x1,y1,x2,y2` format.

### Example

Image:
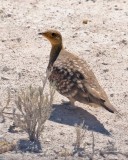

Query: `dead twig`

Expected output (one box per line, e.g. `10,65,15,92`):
0,90,11,122
13,77,55,142
90,131,95,160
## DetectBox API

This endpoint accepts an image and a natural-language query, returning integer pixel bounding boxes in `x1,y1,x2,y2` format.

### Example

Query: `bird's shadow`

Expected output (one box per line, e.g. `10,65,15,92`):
49,104,111,136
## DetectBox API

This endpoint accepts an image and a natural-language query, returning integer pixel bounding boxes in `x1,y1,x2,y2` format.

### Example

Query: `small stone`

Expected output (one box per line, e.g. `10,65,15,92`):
124,94,127,98
102,62,108,65
83,19,88,24
2,66,10,72
1,76,9,80
125,67,128,71
18,72,22,79
60,132,65,135
115,8,119,11
8,123,16,133
7,14,12,17
103,69,109,73
1,40,6,42
121,39,127,45
72,35,77,38
110,94,114,97
16,38,21,42
86,142,91,145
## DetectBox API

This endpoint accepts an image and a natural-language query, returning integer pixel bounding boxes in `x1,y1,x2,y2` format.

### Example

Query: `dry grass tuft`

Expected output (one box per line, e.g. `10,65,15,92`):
73,122,87,157
73,123,95,159
13,78,55,142
0,90,10,122
74,122,87,150
58,146,73,158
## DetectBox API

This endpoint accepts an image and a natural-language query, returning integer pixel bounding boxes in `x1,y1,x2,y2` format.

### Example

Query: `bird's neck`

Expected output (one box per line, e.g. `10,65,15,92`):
48,43,63,68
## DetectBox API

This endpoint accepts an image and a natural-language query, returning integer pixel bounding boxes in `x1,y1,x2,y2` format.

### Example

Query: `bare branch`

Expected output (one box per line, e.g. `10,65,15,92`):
13,77,55,142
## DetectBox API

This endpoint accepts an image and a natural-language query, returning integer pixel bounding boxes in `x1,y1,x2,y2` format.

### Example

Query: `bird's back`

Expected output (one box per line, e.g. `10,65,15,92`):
49,49,108,101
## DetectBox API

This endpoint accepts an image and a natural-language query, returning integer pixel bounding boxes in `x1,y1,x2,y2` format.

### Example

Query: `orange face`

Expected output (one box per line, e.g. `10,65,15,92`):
39,30,62,45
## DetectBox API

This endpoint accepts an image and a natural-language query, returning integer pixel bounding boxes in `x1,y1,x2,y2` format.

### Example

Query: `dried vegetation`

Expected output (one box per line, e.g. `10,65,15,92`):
13,78,55,141
0,90,10,123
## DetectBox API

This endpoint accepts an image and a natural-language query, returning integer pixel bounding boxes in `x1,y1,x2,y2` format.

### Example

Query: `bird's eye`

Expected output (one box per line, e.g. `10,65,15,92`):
51,33,56,37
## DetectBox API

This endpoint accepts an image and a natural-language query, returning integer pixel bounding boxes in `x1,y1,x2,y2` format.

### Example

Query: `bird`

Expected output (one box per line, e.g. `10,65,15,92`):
39,29,118,114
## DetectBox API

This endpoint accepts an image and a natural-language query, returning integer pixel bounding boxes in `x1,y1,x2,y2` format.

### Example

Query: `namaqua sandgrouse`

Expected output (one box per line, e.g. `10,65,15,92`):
39,29,118,113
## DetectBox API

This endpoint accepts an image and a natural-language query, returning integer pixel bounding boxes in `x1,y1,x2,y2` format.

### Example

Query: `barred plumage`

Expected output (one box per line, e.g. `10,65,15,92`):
39,29,118,113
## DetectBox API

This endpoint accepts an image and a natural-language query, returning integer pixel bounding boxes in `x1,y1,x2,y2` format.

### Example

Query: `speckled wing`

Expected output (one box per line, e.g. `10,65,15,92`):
54,49,109,101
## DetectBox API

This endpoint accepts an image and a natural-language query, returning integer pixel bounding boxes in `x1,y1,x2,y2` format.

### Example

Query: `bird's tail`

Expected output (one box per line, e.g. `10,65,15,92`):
89,95,121,115
102,100,122,118
102,100,117,113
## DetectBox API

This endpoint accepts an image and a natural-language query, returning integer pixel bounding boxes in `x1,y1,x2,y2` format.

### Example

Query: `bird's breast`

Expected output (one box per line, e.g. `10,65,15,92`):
47,65,81,96
47,63,88,99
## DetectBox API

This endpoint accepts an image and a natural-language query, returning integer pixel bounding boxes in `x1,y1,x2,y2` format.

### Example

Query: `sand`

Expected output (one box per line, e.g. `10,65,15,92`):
0,0,128,159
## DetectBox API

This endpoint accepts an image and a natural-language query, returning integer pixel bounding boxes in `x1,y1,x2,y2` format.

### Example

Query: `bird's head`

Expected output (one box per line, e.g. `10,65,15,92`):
39,30,62,46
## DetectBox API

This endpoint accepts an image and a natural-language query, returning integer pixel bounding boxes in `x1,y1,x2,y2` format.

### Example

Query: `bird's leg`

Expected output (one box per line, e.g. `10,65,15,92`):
61,98,77,110
69,98,75,106
61,100,71,105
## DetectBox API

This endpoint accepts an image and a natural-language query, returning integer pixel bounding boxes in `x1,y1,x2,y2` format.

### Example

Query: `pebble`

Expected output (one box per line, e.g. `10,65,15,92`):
2,66,10,72
83,19,88,24
1,76,9,80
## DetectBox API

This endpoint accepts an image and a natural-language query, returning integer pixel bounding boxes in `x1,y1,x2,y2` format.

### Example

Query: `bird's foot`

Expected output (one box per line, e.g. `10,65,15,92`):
61,100,71,105
65,105,78,110
61,100,77,110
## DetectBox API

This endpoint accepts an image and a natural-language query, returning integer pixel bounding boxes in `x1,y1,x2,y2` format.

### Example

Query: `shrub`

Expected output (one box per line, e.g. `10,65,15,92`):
13,78,55,142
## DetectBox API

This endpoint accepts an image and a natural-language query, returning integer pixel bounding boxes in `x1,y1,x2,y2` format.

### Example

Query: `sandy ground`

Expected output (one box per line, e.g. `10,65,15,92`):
0,0,128,159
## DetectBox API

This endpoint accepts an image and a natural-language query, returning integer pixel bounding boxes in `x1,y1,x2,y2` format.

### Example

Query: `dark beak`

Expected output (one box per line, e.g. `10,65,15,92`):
38,32,47,36
38,32,43,35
